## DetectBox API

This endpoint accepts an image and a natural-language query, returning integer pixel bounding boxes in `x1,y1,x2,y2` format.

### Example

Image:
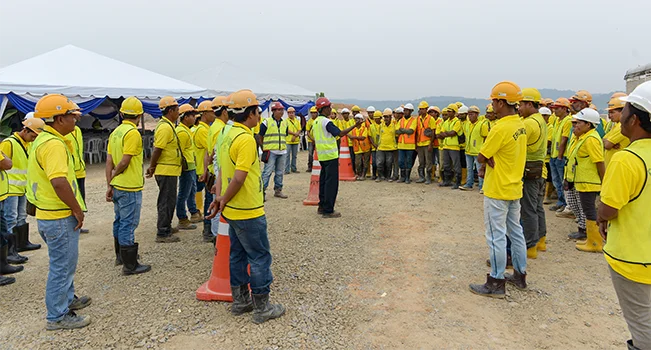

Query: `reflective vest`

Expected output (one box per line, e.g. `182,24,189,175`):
2,134,29,195
313,116,339,161
398,117,417,145
193,122,209,176
603,139,651,266
442,118,461,148
286,118,301,145
525,113,548,162
263,118,287,151
416,115,433,147
109,122,144,192
26,130,87,214
565,129,602,187
351,125,371,154
215,122,234,174
66,126,86,178
552,116,572,158
465,120,489,157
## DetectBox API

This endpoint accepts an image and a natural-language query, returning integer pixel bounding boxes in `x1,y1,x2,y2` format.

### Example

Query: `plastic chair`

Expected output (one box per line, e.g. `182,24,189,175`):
84,138,102,165
99,138,109,162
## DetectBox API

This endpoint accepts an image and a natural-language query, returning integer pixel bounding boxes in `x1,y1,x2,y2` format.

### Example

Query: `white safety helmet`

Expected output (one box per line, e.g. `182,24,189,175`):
395,107,404,113
366,106,376,113
573,108,601,126
539,107,552,116
403,103,414,110
24,112,35,120
621,81,651,114
458,106,469,114
341,108,350,114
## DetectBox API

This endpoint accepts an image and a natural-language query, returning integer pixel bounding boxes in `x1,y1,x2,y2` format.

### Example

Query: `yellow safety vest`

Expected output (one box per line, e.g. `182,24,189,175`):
109,122,144,192
565,130,602,187
65,126,86,178
525,113,548,162
2,134,29,196
312,116,339,161
286,118,301,145
263,118,287,151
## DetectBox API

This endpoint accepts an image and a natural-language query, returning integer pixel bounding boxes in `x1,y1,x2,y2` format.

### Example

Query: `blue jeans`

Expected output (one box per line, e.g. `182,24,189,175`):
196,174,214,226
284,144,298,173
226,215,273,295
464,155,483,189
484,197,527,279
176,169,198,220
398,150,415,169
549,157,566,206
112,189,142,246
38,216,80,322
3,195,27,233
262,152,285,191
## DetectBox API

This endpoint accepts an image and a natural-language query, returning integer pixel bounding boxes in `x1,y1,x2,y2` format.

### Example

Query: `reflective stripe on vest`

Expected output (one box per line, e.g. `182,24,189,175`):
399,117,417,145
4,135,29,195
313,116,339,161
263,118,287,151
525,114,548,162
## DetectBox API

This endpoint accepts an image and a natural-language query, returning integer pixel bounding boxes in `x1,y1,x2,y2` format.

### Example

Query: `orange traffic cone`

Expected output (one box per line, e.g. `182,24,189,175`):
196,215,233,302
338,135,356,181
303,150,320,206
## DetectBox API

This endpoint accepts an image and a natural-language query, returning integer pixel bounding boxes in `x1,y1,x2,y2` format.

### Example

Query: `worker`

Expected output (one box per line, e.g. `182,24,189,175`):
194,101,216,243
105,97,151,275
540,107,556,206
0,121,20,286
146,97,182,243
391,107,404,180
27,94,90,329
365,106,376,126
517,88,548,258
603,96,631,167
598,82,651,350
65,111,88,234
175,104,200,230
469,81,527,299
415,101,435,184
339,108,356,168
351,105,362,117
457,106,469,186
285,107,301,174
486,104,497,130
0,115,44,265
206,89,285,324
549,97,572,213
350,114,372,180
461,106,489,191
260,102,289,200
426,106,443,183
306,106,318,172
375,108,397,182
395,103,417,183
310,97,360,217
368,110,383,180
563,108,605,252
438,104,463,188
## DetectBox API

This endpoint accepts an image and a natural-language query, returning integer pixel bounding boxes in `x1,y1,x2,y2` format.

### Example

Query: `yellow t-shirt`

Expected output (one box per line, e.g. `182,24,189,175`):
35,132,75,219
551,116,572,158
193,121,209,176
603,122,631,166
286,117,301,145
176,123,196,171
441,118,462,151
570,131,604,192
0,153,8,201
108,120,144,192
378,121,397,151
416,115,437,147
480,115,527,201
65,126,86,179
306,119,316,143
337,119,355,146
153,117,182,176
351,125,371,154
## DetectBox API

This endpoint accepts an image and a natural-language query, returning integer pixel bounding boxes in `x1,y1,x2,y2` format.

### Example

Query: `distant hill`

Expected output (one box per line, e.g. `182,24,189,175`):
337,89,621,113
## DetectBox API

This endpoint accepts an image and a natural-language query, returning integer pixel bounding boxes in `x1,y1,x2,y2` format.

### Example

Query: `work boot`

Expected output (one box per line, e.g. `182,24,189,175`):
113,238,122,266
576,220,603,253
469,274,506,299
120,243,151,275
0,275,16,286
69,295,92,311
0,245,23,274
171,226,180,234
177,219,197,230
536,236,547,252
527,246,538,259
375,177,382,183
322,211,342,219
504,270,527,290
16,223,40,252
190,212,203,223
549,204,564,212
460,185,473,191
6,234,28,264
486,256,513,269
202,222,215,243
568,228,587,241
46,311,91,331
405,170,411,184
251,293,286,324
425,173,431,185
230,285,254,315
155,235,181,243
305,168,312,173
627,340,640,350
415,169,425,183
274,189,288,199
397,170,405,183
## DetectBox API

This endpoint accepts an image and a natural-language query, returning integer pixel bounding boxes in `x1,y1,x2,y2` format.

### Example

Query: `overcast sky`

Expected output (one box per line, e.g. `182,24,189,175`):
1,0,649,100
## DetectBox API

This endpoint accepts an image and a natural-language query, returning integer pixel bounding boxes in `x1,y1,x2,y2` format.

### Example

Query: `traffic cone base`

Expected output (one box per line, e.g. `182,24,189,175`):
196,215,233,302
304,150,320,206
339,135,356,181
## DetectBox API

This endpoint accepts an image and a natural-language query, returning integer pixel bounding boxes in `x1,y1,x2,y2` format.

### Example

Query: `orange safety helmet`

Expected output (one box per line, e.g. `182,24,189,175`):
211,95,228,109
34,94,81,121
607,96,626,110
610,92,627,99
197,100,213,112
158,96,179,110
490,81,523,104
552,97,571,109
570,90,592,103
178,104,197,116
228,89,259,110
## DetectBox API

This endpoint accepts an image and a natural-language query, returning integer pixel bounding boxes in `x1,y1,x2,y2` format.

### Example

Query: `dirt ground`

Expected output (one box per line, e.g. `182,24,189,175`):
0,151,630,349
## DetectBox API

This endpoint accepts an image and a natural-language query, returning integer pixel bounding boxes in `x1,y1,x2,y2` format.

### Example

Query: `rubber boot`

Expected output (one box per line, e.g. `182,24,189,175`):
230,285,254,315
16,223,40,252
576,220,603,253
120,243,151,276
0,275,15,286
202,222,215,243
627,340,640,350
527,246,538,259
7,233,28,264
461,168,467,186
0,245,23,274
425,172,431,185
469,274,505,299
397,169,405,183
504,270,527,290
536,236,547,252
251,293,286,324
451,174,461,190
415,169,425,183
405,170,411,184
113,238,122,266
543,183,554,204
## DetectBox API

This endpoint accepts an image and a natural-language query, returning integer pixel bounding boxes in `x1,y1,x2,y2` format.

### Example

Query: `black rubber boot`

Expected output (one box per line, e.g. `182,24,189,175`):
425,173,431,185
0,275,16,286
230,285,254,315
405,170,411,184
0,245,23,275
397,169,405,183
16,223,40,252
469,274,506,299
202,222,214,243
7,234,27,264
251,293,285,324
120,243,151,276
114,238,122,266
415,169,425,183
451,174,461,190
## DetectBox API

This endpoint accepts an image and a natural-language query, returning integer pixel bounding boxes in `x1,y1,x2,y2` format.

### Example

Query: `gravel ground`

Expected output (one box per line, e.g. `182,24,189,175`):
0,151,630,349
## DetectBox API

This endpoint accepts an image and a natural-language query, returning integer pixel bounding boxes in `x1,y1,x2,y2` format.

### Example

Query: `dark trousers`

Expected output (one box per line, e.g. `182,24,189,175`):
398,150,415,169
355,152,371,177
307,143,315,169
392,151,399,179
520,177,547,247
348,146,356,170
371,151,377,177
197,174,214,225
76,177,86,202
578,191,599,221
376,150,394,179
155,175,178,237
318,159,339,214
442,149,461,183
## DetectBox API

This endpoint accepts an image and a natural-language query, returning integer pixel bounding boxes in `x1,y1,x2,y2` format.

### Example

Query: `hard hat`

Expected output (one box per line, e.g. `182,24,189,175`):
197,100,213,112
486,104,494,113
383,108,393,116
607,96,626,110
446,103,459,113
120,96,144,115
23,117,45,134
552,97,571,109
228,89,259,110
366,106,376,113
573,108,601,126
404,103,414,110
521,88,542,103
620,81,651,114
458,106,469,114
25,112,35,120
287,107,296,112
179,104,197,116
341,108,350,114
589,103,598,111
351,105,361,112
490,81,523,104
428,106,441,113
309,106,317,113
271,102,284,110
395,107,404,113
456,102,464,108
211,95,228,108
373,110,382,118
468,105,480,113
544,98,555,105
442,107,449,113
34,94,81,121
332,108,337,114
539,107,552,116
418,101,429,109
570,90,592,103
158,96,179,110
315,97,331,109
611,92,627,99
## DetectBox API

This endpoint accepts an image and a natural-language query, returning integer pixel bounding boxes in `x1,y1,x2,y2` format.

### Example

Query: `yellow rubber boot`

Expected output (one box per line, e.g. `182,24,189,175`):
576,220,603,253
461,168,467,185
195,192,204,212
543,183,553,204
536,236,547,252
527,246,538,259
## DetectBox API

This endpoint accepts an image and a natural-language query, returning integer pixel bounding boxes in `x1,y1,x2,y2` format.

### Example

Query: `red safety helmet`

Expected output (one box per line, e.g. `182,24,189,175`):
271,101,284,110
315,97,331,109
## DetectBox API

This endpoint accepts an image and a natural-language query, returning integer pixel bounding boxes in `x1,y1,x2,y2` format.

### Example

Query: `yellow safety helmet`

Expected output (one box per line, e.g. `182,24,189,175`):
520,88,542,103
34,94,82,121
490,81,523,104
228,89,259,110
23,117,45,134
351,105,361,112
486,104,494,113
607,96,626,110
309,106,317,113
455,102,463,108
120,96,144,115
332,108,337,114
158,96,178,110
211,95,228,109
373,110,382,118
382,108,392,116
197,100,213,112
428,106,441,114
446,103,459,113
179,104,197,116
418,101,429,109
610,92,627,99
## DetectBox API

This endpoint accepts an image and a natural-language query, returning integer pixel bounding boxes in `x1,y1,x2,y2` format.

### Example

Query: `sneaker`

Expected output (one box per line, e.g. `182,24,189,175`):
549,204,564,212
177,219,197,230
46,311,91,331
292,170,299,173
322,211,342,218
156,235,181,243
171,227,180,234
80,228,90,234
69,295,92,311
460,186,473,191
479,189,484,194
556,208,575,219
